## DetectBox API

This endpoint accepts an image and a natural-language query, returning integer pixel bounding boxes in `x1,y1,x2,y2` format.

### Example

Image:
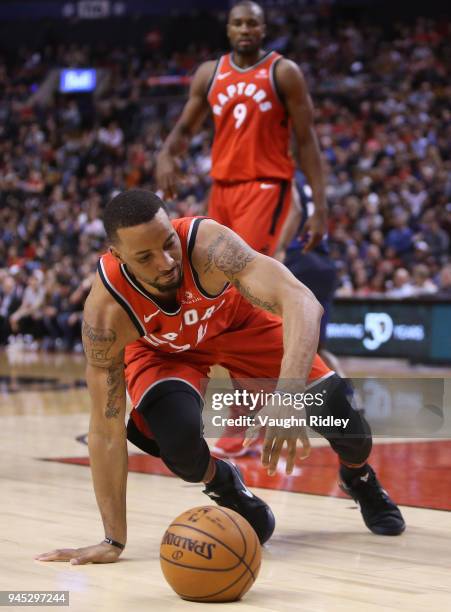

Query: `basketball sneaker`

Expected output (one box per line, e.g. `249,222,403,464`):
339,464,406,535
211,434,262,459
203,459,275,545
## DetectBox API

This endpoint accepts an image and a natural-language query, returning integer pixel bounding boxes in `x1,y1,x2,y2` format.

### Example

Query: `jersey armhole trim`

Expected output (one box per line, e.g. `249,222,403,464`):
206,57,223,99
97,260,146,337
187,218,230,300
270,57,286,107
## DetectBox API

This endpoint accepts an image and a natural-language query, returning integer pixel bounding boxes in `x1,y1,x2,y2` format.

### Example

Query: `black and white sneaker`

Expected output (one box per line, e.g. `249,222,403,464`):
203,459,275,544
339,465,406,536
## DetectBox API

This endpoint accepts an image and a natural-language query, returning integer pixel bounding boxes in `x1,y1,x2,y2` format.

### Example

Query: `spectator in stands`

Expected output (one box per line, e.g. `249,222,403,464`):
0,12,449,353
9,271,46,338
386,269,415,298
436,264,451,298
411,264,438,296
385,211,414,259
0,275,22,345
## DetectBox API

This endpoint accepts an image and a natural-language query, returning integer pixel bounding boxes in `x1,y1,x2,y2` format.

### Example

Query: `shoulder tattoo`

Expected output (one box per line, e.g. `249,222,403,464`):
204,232,255,279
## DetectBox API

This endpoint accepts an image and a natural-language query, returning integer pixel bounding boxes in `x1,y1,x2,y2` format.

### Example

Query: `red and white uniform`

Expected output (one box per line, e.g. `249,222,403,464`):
207,51,294,255
98,217,331,436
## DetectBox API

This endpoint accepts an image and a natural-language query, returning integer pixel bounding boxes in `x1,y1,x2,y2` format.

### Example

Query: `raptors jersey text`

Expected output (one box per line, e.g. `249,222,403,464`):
208,51,294,182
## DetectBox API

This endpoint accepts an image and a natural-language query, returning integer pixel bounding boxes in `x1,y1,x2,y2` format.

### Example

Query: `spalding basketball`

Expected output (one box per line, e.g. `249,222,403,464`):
160,505,261,602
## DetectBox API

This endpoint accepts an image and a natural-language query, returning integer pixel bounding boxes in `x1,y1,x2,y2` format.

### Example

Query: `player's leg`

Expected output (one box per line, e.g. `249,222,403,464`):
218,306,405,535
207,181,231,227
124,354,275,544
228,180,292,256
306,374,405,535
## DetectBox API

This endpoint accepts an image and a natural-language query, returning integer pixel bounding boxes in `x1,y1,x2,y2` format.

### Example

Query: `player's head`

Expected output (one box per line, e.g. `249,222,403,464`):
227,1,265,56
103,189,183,293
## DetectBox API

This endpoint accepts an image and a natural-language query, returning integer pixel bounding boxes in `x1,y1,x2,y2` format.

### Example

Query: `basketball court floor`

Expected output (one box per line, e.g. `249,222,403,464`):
1,349,450,611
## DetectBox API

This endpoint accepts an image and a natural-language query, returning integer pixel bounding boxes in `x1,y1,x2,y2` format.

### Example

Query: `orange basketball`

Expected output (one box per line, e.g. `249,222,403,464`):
160,505,261,602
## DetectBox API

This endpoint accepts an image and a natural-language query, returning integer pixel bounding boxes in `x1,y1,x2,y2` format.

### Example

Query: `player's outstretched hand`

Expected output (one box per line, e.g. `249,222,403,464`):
300,209,328,252
155,152,178,200
35,542,122,565
243,401,311,476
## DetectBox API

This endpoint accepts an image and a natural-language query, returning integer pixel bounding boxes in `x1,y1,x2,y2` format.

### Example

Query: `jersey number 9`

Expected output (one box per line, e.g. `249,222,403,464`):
233,103,247,129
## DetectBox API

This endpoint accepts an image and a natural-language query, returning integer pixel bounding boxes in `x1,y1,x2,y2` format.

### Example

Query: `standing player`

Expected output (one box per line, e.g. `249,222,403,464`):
157,0,328,456
36,190,404,565
156,0,327,257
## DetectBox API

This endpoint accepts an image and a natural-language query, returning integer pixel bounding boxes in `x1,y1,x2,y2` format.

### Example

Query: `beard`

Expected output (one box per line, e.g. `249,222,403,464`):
233,40,261,56
149,265,183,293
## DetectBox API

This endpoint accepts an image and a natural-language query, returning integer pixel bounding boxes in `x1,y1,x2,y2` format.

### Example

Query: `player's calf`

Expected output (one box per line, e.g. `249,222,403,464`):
310,374,405,535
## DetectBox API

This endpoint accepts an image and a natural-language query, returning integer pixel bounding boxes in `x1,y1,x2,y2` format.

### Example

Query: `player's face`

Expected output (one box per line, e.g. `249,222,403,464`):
227,5,265,56
113,209,183,293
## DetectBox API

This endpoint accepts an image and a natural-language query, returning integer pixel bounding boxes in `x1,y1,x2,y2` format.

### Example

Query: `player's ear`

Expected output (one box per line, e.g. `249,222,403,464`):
110,246,123,262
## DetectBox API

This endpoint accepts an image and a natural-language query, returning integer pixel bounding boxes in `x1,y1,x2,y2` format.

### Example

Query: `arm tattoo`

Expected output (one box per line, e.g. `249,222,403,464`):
204,232,255,278
105,357,124,419
82,320,116,366
232,279,278,314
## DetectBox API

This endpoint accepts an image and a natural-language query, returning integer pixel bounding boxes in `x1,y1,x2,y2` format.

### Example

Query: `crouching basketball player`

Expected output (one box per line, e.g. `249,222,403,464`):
36,190,405,565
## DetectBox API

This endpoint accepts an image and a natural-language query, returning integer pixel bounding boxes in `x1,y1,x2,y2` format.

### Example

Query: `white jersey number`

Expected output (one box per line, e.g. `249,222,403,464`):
233,103,247,129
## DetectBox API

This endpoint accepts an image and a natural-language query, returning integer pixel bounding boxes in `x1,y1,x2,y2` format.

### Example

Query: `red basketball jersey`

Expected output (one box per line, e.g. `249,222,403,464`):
97,217,244,354
207,51,294,182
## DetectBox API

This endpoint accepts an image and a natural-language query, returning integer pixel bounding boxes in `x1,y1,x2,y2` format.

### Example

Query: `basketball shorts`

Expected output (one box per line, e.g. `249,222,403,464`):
207,179,292,256
126,300,332,437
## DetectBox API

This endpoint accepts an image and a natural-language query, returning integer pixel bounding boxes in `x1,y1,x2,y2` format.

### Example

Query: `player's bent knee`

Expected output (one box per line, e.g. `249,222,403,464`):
163,438,211,483
137,381,210,483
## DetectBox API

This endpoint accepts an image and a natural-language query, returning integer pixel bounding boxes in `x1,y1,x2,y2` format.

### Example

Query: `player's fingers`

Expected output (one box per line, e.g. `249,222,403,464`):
162,179,173,200
70,556,89,566
243,423,260,447
168,185,178,200
267,437,284,475
244,407,269,447
261,429,275,466
305,231,323,252
286,438,297,474
35,549,75,561
298,430,311,459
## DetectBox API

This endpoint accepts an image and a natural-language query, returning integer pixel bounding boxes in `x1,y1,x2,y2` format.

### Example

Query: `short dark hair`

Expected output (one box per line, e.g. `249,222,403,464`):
103,189,167,243
229,1,265,22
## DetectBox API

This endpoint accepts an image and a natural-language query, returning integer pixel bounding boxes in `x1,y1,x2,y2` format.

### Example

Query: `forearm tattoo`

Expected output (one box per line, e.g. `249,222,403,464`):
204,232,255,278
105,359,124,419
232,279,278,314
82,320,116,366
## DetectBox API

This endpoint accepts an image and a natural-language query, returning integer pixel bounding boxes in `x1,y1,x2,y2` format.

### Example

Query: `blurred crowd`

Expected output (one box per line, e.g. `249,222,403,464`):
0,9,450,349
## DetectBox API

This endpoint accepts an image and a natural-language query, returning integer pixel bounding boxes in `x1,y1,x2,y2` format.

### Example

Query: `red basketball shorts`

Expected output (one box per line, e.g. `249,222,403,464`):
125,300,332,418
207,179,292,256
